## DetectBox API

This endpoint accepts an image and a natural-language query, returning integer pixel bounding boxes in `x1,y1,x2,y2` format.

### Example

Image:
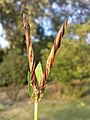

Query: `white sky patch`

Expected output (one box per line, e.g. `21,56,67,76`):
35,16,54,36
52,2,59,9
86,33,90,43
0,23,9,48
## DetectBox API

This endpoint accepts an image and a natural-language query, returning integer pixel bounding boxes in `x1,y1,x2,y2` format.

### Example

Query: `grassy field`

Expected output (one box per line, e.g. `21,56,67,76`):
0,97,90,120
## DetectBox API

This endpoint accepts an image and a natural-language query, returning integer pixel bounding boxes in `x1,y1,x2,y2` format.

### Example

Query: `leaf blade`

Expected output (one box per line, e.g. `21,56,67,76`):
35,62,43,86
27,71,33,97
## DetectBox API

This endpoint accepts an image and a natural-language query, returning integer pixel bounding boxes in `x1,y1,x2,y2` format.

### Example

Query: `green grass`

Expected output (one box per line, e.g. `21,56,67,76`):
0,98,90,120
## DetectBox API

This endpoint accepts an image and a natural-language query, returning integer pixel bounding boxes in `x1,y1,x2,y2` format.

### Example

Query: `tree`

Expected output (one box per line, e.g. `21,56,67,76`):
0,0,90,48
0,49,28,100
0,49,28,86
0,0,49,49
0,47,4,63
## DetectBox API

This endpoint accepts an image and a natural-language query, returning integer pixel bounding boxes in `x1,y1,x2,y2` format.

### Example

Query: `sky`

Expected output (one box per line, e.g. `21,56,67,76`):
0,23,9,48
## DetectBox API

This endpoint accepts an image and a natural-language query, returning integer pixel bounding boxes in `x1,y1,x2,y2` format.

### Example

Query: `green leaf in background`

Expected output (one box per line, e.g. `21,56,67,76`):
27,71,33,97
35,62,43,86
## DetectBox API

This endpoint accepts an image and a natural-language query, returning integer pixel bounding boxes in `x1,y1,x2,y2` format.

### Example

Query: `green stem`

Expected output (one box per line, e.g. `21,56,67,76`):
34,101,38,120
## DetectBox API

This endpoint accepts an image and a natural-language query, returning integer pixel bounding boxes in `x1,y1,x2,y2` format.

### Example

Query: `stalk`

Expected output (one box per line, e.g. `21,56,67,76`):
34,101,38,120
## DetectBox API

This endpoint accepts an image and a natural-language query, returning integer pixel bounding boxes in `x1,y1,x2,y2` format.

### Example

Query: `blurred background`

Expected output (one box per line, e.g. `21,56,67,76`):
0,0,90,120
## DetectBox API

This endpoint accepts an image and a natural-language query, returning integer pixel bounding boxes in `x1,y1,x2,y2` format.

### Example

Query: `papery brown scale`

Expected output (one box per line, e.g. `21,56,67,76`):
23,14,37,88
61,26,64,37
40,68,47,89
39,20,67,91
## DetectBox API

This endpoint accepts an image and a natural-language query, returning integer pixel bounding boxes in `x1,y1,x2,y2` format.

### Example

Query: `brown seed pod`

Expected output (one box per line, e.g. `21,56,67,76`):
40,20,68,90
23,14,37,87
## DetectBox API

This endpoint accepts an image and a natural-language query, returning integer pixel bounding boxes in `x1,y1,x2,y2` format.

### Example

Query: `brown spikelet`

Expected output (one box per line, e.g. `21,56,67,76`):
40,20,68,90
23,14,37,87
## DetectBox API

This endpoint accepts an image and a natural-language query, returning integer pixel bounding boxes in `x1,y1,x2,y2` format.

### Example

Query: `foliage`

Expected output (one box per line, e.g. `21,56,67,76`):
49,39,90,83
0,49,28,86
0,21,90,99
33,37,90,84
0,0,49,49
